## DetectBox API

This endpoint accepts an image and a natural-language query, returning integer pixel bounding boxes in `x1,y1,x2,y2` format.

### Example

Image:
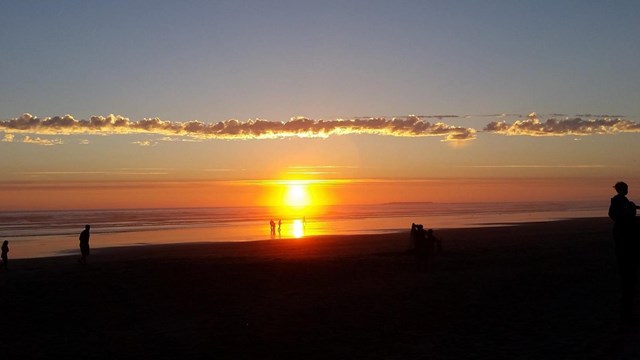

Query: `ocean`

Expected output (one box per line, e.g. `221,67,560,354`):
0,200,605,259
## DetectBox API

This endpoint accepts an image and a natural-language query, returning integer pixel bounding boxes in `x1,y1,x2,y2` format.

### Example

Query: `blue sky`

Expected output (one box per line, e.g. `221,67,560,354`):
2,0,639,121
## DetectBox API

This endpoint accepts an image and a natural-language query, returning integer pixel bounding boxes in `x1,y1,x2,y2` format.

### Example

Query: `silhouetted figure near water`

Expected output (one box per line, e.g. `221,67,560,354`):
414,225,430,271
609,182,640,322
408,223,417,252
1,240,8,270
270,219,276,236
78,225,91,265
278,219,282,235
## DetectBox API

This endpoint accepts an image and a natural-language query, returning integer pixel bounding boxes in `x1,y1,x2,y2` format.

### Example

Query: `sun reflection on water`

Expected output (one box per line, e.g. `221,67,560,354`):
293,219,304,238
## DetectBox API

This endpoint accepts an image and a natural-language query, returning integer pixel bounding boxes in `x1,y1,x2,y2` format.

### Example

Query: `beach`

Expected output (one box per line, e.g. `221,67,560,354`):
1,217,638,359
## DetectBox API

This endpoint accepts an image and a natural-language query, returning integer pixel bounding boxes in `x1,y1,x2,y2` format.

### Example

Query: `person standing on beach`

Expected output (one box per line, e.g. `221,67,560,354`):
78,225,91,265
408,223,417,252
414,225,429,271
1,240,8,270
270,219,276,235
608,181,640,321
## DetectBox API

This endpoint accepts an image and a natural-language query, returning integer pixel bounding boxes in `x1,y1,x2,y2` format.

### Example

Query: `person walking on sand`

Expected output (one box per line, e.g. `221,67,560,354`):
278,219,282,235
1,240,8,270
78,225,91,265
608,181,640,321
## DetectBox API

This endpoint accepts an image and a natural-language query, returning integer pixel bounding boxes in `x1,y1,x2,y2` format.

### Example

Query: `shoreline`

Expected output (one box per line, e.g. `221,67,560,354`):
0,200,605,259
7,215,608,261
3,216,635,359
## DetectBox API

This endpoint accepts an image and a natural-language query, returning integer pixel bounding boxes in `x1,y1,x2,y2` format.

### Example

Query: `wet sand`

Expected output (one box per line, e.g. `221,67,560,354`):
1,217,638,359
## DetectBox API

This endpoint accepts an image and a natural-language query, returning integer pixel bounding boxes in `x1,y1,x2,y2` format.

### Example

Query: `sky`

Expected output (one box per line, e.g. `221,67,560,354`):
1,1,640,210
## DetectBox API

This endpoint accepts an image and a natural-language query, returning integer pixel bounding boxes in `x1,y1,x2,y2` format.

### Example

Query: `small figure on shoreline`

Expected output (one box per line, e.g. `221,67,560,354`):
278,219,282,235
78,225,91,265
608,181,640,322
1,240,9,270
414,225,429,271
408,223,417,252
269,219,276,236
411,224,442,272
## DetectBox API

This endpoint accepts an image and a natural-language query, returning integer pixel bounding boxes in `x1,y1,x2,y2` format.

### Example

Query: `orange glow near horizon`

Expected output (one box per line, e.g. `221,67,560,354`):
0,177,624,211
260,179,337,219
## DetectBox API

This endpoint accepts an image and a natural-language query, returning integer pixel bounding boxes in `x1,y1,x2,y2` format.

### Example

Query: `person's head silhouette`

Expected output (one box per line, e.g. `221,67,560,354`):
85,224,91,231
614,182,629,196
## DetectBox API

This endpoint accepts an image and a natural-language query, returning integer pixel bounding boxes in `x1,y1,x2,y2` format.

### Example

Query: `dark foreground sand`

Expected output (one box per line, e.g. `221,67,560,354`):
1,218,639,359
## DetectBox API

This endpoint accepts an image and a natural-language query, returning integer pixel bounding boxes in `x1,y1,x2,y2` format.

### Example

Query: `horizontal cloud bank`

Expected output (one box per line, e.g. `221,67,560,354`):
484,113,640,136
5,113,639,144
0,114,476,142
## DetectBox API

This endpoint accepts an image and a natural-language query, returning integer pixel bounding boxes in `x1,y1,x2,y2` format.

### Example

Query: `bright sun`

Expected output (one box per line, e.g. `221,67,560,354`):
263,179,333,217
285,183,311,208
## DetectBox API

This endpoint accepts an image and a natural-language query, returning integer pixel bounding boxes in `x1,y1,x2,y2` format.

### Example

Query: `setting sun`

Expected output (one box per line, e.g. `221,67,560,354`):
285,183,311,208
259,179,337,218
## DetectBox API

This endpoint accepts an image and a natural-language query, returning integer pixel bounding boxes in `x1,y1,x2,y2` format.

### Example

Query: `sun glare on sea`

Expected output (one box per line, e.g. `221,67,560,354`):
292,219,304,238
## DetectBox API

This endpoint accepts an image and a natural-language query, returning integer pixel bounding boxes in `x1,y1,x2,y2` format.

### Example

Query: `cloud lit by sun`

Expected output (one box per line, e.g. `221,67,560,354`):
0,113,477,142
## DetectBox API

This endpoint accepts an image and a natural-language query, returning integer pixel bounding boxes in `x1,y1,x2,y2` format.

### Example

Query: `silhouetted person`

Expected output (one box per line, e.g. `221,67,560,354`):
414,225,430,271
278,219,282,235
78,225,91,265
1,240,8,270
609,181,640,321
416,228,439,272
269,219,276,235
408,223,417,252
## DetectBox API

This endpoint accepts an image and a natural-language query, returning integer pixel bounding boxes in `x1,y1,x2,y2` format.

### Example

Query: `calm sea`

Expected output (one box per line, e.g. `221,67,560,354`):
0,201,605,259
